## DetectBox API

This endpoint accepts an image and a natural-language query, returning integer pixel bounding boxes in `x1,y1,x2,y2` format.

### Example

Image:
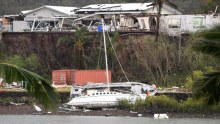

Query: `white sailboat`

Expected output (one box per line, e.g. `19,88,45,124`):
67,18,157,108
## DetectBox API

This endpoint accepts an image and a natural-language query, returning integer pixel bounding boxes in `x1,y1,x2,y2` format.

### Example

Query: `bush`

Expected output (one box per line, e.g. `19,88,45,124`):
117,98,131,110
211,103,220,113
0,97,13,105
117,95,220,114
15,96,36,105
179,98,205,113
132,98,146,112
145,95,178,113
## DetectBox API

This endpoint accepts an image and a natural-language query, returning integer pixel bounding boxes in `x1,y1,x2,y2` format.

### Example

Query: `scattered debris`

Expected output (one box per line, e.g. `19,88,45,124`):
59,106,81,112
130,111,138,114
10,102,25,106
83,108,92,112
33,105,42,112
105,114,112,117
154,114,169,119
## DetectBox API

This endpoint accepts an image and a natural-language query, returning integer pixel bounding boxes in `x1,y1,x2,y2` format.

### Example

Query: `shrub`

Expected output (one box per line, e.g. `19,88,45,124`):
132,98,146,112
117,98,131,110
209,103,220,113
15,96,36,105
179,98,205,113
145,95,178,113
0,97,13,106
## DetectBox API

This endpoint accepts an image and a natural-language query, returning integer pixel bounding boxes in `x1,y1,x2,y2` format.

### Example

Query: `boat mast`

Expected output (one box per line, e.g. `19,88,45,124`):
101,18,110,91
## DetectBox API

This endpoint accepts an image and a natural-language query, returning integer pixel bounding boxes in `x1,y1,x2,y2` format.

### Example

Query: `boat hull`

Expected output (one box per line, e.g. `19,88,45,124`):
67,93,146,108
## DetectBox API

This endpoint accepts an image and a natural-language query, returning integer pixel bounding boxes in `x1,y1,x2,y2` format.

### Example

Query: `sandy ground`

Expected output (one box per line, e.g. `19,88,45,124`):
0,104,220,119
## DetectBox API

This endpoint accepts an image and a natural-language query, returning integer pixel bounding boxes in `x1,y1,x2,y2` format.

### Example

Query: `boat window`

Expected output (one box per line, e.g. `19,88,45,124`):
100,93,102,95
92,93,94,95
107,92,109,94
96,93,98,95
75,89,79,91
114,92,116,94
103,93,106,94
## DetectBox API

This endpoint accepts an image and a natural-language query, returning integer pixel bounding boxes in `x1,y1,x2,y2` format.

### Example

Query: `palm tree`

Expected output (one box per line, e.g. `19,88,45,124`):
57,26,91,69
192,26,220,105
0,63,59,110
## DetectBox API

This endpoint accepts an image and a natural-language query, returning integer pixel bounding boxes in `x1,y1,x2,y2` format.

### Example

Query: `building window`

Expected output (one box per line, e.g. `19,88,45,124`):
168,19,181,28
193,16,205,28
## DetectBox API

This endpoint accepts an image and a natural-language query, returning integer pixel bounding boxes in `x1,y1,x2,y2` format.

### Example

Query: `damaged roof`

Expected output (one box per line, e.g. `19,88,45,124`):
75,3,182,14
77,3,153,12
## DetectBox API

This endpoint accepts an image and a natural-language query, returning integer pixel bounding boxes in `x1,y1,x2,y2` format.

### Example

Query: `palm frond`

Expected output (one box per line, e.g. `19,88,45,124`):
57,35,74,47
192,38,220,59
0,63,59,110
193,72,220,105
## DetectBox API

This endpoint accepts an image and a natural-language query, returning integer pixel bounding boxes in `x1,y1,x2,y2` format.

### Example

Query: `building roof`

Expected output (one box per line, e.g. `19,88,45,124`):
21,10,32,15
76,3,152,13
22,5,77,16
75,3,182,15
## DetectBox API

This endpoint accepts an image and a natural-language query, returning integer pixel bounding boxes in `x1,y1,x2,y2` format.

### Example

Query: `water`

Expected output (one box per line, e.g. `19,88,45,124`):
0,115,220,124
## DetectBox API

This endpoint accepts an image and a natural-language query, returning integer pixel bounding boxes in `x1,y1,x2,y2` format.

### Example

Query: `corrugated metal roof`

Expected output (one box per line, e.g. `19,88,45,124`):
76,3,153,12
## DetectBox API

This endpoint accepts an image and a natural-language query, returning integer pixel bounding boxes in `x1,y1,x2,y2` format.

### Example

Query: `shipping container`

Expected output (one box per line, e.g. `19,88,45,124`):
52,69,111,86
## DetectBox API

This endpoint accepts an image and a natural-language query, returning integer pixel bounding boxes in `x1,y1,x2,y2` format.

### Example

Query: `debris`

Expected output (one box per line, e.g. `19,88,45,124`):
138,114,142,117
154,114,169,119
10,102,25,106
105,114,112,116
33,105,42,112
130,111,138,114
83,108,92,112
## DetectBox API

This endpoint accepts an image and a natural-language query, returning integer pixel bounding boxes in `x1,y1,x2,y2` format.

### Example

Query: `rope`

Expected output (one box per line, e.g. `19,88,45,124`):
106,30,130,82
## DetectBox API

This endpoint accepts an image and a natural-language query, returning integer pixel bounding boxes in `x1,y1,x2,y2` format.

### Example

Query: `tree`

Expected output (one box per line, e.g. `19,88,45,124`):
0,63,59,110
57,26,92,69
192,26,220,105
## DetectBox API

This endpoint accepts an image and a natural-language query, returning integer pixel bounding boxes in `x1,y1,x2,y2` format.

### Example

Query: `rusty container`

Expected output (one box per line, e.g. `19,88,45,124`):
52,69,111,86
52,69,74,85
73,70,111,85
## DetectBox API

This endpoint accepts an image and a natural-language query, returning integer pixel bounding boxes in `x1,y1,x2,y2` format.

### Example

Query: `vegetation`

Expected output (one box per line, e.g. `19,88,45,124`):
192,26,220,105
117,95,220,113
0,63,59,110
57,27,92,69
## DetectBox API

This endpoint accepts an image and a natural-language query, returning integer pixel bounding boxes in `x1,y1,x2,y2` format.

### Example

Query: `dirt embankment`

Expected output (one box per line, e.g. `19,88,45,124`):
0,104,220,119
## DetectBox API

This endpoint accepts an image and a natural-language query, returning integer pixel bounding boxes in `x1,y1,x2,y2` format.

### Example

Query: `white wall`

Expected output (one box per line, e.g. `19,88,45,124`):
13,21,28,32
24,8,66,21
160,14,220,36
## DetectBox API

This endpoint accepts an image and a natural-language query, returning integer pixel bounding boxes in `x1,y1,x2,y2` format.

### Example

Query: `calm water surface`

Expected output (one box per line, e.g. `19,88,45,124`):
0,115,220,124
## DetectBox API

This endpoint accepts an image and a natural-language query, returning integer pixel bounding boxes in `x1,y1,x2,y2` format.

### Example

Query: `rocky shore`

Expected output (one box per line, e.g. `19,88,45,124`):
0,104,220,119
